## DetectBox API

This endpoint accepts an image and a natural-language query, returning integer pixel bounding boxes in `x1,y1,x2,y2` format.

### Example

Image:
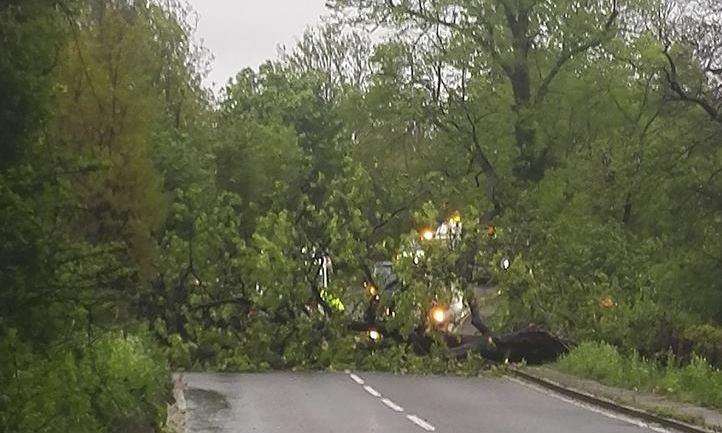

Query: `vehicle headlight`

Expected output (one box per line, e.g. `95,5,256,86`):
430,306,447,324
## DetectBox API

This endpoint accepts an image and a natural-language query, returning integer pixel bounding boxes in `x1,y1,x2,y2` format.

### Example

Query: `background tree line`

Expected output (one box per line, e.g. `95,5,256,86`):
1,0,720,431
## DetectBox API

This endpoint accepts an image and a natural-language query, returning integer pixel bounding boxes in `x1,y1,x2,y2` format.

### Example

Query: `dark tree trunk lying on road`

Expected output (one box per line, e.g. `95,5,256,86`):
450,326,571,365
494,327,571,364
460,293,571,364
349,319,570,365
349,289,570,364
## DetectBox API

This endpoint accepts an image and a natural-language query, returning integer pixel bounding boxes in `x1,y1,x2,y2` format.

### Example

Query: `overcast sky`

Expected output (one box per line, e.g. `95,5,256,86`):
187,0,330,92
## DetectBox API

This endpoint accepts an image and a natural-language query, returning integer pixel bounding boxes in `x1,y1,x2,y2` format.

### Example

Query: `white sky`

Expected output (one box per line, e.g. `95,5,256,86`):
187,0,330,92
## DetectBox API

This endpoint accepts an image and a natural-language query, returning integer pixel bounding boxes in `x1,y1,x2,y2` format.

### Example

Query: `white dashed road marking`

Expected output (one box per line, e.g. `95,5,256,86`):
348,372,436,431
363,385,381,397
406,414,437,431
349,373,365,385
381,397,404,412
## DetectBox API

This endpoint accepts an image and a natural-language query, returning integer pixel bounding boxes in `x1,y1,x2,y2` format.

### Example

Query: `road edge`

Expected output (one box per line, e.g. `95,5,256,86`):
507,368,716,433
166,373,188,433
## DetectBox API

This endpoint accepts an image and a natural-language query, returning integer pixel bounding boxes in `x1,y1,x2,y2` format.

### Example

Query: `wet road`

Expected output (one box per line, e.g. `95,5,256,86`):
182,371,669,433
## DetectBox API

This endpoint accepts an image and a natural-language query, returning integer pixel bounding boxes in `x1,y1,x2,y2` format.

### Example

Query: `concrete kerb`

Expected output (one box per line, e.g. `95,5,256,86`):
507,368,716,433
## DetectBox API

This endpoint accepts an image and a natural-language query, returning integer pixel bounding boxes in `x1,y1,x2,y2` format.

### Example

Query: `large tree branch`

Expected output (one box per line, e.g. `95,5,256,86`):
384,0,508,73
535,0,619,104
464,111,502,220
432,110,501,221
663,50,722,123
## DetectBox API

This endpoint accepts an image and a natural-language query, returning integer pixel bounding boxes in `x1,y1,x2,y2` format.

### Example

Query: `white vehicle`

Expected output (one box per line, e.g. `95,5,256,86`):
367,212,470,335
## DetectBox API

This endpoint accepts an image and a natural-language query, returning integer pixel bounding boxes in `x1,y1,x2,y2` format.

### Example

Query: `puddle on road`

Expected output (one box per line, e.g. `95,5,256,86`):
186,388,231,433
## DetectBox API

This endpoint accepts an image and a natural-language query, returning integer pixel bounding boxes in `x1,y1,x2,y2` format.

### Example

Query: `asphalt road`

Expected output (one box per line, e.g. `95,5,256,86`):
182,371,669,433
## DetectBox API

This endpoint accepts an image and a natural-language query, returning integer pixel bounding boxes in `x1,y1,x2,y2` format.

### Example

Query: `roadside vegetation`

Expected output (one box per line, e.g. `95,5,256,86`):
1,330,169,433
2,0,722,431
557,341,722,410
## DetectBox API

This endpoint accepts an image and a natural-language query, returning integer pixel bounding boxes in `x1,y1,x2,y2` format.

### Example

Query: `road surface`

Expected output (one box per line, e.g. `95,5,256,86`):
182,371,670,433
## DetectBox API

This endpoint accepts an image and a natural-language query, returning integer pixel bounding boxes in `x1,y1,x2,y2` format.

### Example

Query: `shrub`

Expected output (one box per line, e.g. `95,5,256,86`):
556,341,628,385
660,355,722,408
681,324,722,366
89,332,170,432
0,329,170,433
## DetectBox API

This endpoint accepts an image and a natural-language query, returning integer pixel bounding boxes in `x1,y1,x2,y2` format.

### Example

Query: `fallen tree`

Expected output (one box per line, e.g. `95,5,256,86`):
448,327,571,364
463,297,571,364
348,305,571,365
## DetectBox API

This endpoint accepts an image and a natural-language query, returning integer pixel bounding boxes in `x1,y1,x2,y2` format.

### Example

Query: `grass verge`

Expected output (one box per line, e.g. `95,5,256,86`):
556,341,722,410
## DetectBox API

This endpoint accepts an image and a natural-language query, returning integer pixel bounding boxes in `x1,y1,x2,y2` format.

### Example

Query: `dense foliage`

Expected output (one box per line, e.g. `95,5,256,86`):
1,0,721,430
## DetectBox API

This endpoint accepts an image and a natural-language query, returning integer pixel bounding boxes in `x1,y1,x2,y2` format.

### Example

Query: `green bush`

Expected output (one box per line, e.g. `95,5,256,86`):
0,329,170,433
681,324,722,366
90,332,170,432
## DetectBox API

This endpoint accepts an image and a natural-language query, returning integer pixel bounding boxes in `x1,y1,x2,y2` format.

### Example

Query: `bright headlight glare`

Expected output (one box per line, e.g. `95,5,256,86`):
421,229,434,241
431,307,446,323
